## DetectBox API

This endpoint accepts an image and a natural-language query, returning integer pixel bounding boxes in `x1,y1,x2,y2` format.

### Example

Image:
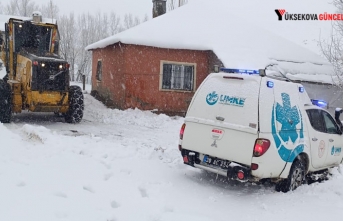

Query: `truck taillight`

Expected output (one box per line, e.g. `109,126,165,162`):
33,61,38,66
180,123,186,140
253,139,270,157
237,170,245,180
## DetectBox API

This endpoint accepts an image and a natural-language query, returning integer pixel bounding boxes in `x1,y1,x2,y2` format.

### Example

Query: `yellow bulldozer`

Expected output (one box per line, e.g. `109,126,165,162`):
0,12,84,123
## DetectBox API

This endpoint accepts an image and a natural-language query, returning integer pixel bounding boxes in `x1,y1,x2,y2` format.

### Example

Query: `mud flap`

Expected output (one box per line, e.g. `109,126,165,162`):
279,162,292,179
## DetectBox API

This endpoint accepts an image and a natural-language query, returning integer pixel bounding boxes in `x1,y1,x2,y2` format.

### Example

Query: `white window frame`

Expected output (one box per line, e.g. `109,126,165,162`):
159,60,196,92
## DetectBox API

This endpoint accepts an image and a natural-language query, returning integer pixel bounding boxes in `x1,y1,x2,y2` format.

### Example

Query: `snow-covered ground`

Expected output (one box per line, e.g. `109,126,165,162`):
1,90,343,221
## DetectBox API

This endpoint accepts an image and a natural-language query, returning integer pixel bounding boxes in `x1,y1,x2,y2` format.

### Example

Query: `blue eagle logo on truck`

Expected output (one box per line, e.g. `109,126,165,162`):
271,93,304,162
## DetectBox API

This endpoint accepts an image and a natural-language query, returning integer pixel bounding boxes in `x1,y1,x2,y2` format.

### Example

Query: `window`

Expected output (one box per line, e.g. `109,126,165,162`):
14,21,52,53
96,60,102,81
161,62,195,91
306,109,340,134
306,109,325,133
322,111,339,134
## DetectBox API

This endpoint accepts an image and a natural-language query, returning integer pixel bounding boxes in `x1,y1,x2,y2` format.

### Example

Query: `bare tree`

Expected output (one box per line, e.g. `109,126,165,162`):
320,0,343,83
123,13,134,30
59,11,124,83
20,0,37,16
75,13,96,82
109,12,121,35
142,14,149,23
95,12,109,38
179,0,188,7
74,12,109,82
168,0,188,11
134,16,140,26
3,0,38,16
123,13,141,30
59,13,78,81
17,0,37,16
4,0,18,15
74,11,148,83
40,0,59,20
168,0,176,11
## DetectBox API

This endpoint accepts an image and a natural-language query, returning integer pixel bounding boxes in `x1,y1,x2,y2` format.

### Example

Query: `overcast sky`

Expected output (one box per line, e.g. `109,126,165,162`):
1,0,155,19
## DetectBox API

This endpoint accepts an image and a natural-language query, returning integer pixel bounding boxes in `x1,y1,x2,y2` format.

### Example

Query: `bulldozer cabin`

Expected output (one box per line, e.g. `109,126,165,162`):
0,12,84,124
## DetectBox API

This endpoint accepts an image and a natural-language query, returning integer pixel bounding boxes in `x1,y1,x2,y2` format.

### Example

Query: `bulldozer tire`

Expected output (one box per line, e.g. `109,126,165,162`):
65,85,84,123
0,79,12,123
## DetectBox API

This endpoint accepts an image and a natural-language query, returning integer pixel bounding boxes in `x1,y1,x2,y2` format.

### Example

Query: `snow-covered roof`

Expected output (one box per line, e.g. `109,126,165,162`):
86,0,336,84
0,14,57,32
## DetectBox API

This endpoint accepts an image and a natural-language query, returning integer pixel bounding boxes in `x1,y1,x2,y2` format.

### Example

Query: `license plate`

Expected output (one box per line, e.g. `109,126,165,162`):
203,155,230,169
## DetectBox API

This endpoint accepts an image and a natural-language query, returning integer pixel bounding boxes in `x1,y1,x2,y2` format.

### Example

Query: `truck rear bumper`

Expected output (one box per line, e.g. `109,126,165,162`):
182,149,254,182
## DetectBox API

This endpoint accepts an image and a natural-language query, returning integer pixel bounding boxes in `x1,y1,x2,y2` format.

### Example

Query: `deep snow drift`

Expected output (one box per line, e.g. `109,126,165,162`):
0,92,343,221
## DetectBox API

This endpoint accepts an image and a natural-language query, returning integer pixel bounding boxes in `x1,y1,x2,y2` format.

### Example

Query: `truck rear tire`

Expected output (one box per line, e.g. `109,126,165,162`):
65,85,84,123
275,160,306,193
0,79,12,123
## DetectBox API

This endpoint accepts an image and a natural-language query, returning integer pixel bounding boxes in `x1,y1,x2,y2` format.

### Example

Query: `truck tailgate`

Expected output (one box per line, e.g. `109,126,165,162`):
182,73,261,165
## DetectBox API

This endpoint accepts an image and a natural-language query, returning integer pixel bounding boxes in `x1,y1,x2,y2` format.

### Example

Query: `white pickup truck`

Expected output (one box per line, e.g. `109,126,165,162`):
179,69,343,192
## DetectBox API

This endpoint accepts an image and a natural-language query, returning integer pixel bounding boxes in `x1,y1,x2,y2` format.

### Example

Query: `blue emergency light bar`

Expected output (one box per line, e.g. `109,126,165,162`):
267,81,274,88
299,87,305,93
220,68,259,75
311,99,327,108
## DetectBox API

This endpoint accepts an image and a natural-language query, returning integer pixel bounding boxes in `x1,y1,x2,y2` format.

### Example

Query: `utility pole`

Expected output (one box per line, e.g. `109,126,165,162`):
82,74,86,91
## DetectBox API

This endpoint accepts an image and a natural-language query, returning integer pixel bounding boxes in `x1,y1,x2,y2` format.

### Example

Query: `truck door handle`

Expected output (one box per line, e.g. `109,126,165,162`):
329,139,334,142
312,138,318,141
216,116,225,121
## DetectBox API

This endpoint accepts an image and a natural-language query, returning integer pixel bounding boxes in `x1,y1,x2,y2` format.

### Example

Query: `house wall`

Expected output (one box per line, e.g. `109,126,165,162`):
91,43,125,109
123,45,209,115
91,43,217,116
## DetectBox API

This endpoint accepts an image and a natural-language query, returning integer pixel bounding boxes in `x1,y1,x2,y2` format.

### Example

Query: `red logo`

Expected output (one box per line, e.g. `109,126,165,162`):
278,9,286,16
275,9,286,20
212,129,223,134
